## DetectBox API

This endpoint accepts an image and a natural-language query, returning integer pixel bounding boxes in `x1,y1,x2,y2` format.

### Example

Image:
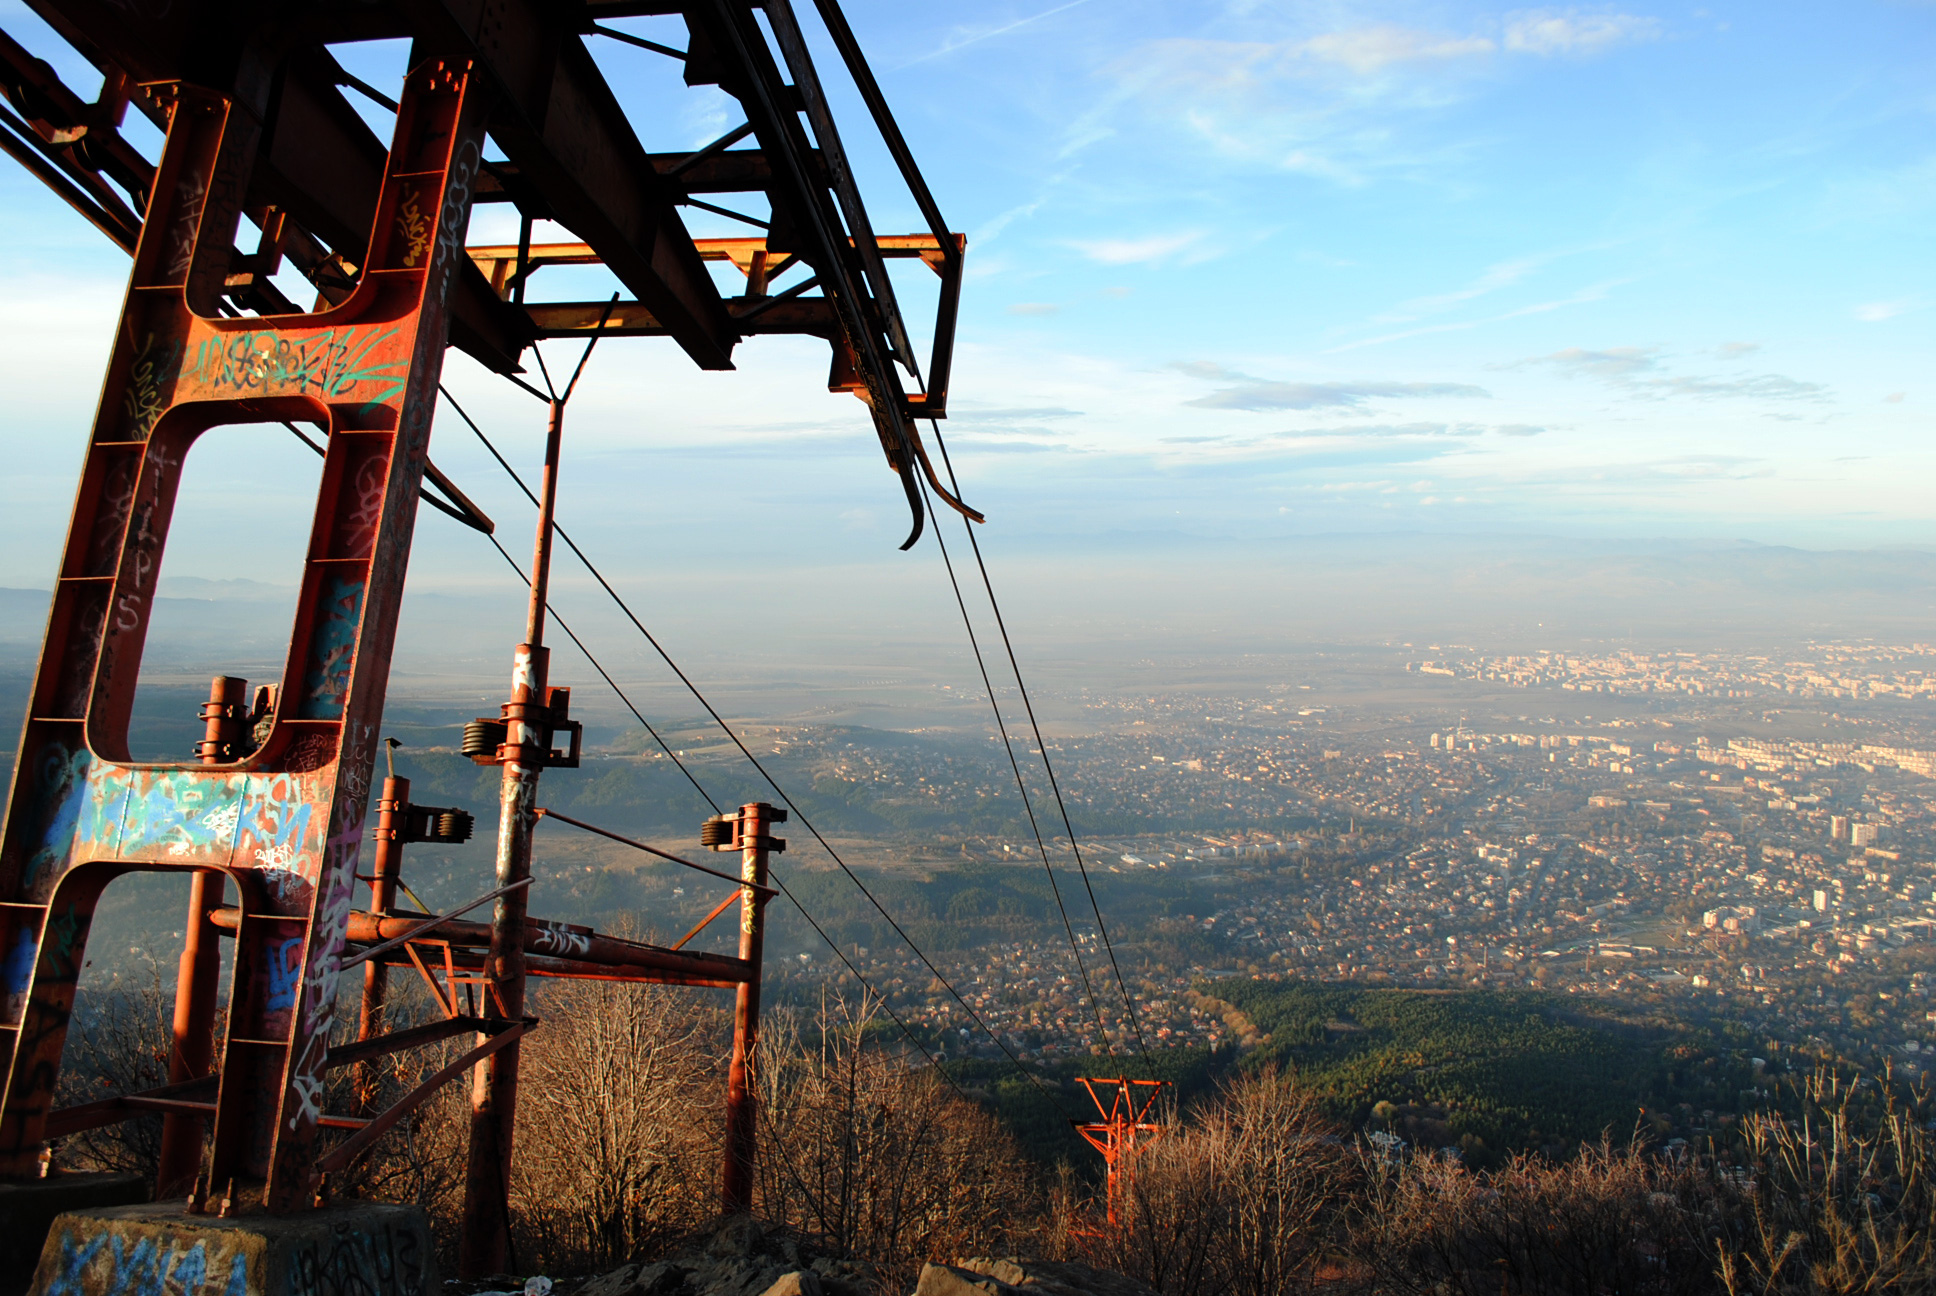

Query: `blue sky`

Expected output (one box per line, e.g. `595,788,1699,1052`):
0,1,1931,655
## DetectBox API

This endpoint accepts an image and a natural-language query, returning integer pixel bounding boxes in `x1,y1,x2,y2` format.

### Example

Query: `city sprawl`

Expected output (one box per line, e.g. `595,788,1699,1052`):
657,641,1936,1076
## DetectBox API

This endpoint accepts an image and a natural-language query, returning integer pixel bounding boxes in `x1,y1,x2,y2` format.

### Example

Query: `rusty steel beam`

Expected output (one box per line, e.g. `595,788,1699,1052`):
318,1018,531,1180
19,3,532,376
361,945,751,990
526,297,834,339
208,901,761,983
720,803,779,1215
399,0,738,370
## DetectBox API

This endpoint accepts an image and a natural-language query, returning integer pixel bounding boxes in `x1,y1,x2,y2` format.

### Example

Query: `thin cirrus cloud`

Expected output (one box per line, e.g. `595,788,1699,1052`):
1273,422,1477,439
1089,11,1662,189
1227,10,1650,76
1174,361,1490,411
1299,24,1494,74
1501,10,1663,56
1855,301,1912,322
1520,347,1828,401
1069,232,1204,265
1253,11,1660,77
1187,378,1491,411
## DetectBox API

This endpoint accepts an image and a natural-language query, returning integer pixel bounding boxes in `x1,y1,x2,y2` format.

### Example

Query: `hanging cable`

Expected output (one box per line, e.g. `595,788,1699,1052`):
927,420,1154,1064
476,522,983,1105
479,531,716,814
442,384,1074,1114
916,471,1114,1057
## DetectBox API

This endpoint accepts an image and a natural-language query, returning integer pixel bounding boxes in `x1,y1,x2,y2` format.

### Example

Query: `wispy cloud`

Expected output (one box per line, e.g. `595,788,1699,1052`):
1086,11,1662,191
1300,25,1495,74
1521,347,1828,401
1272,422,1477,439
1327,280,1626,353
901,0,1095,67
1855,300,1912,322
1007,302,1061,316
1174,364,1490,411
946,406,1084,423
1535,346,1661,379
1377,254,1555,324
1069,232,1204,264
1503,10,1663,56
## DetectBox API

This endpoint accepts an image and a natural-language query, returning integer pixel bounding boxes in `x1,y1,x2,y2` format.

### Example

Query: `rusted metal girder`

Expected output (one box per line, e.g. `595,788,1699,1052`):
208,906,759,985
0,56,489,1212
397,0,740,370
0,0,961,1252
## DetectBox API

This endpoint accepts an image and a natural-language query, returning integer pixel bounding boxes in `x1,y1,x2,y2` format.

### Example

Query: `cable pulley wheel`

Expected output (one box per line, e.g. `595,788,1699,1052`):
462,719,506,758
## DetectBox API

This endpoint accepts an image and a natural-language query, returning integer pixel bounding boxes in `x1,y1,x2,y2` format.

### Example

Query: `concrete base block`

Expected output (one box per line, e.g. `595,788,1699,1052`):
25,1200,436,1296
0,1175,148,1296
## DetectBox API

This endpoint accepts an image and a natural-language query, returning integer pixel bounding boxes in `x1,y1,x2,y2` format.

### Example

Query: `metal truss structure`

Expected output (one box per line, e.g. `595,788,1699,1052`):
1072,1078,1172,1227
0,0,965,1275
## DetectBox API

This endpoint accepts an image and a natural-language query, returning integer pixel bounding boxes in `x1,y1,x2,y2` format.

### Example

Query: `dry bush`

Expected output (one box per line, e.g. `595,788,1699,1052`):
508,976,727,1273
319,983,473,1230
1075,1067,1354,1296
50,955,175,1179
754,994,1037,1292
1353,1136,1727,1296
1718,1071,1936,1296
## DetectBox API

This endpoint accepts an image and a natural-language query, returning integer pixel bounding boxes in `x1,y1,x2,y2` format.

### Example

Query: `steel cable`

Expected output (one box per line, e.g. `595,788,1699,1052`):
441,385,1072,1115
476,529,975,1103
926,420,1154,1065
916,471,1116,1058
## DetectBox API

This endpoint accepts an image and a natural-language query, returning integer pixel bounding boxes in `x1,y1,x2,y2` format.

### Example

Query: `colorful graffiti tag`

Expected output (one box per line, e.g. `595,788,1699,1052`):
182,326,408,405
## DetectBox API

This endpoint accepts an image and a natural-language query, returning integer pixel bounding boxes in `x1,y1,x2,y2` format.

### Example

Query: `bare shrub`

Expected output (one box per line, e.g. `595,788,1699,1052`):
1076,1067,1354,1296
754,994,1037,1292
319,985,472,1230
1353,1136,1727,1296
508,977,727,1273
1718,1070,1936,1296
51,955,176,1180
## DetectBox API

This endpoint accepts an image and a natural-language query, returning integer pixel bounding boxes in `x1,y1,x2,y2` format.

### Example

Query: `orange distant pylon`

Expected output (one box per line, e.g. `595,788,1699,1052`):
1072,1077,1172,1226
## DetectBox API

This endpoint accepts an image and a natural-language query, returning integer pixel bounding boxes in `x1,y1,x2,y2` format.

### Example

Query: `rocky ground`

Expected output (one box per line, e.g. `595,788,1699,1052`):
448,1220,1153,1296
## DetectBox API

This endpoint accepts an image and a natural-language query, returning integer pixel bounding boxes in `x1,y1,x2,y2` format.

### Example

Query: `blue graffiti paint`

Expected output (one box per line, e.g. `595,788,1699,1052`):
45,1230,107,1296
106,1234,158,1296
2,924,34,1003
23,743,91,883
113,773,244,860
239,777,316,873
169,1242,208,1296
222,1251,248,1296
265,936,303,1012
299,574,364,720
183,325,407,405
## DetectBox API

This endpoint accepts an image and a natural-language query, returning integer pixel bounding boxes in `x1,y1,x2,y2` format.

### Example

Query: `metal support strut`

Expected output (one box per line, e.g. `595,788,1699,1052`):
460,394,572,1275
713,802,783,1215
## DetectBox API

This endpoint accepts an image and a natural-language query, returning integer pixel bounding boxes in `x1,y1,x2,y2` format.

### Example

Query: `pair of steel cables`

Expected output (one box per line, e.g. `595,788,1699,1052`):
413,342,1152,1114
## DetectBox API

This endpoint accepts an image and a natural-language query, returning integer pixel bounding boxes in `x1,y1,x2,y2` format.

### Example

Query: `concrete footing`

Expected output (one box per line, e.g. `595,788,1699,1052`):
25,1199,436,1296
0,1174,148,1296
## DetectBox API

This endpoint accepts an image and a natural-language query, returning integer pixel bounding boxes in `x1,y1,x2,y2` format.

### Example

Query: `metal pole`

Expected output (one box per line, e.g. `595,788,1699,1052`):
723,802,773,1215
460,398,564,1277
155,676,243,1198
357,775,408,1112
